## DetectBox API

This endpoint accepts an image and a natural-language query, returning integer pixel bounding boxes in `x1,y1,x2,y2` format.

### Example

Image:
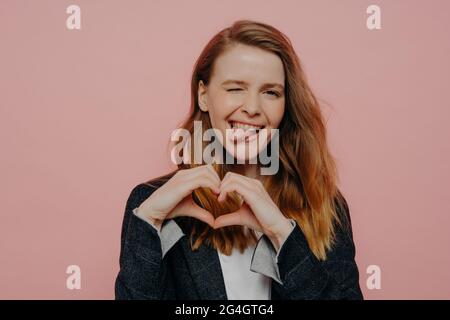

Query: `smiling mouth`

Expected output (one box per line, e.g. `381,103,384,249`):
226,121,266,143
227,120,265,132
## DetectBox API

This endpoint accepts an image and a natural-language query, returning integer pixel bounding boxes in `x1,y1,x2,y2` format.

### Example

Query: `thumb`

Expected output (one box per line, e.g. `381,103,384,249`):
184,204,215,228
214,205,262,231
168,197,215,228
214,212,243,229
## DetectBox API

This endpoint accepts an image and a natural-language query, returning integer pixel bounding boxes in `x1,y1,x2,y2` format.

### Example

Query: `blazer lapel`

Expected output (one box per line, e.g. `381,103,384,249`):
175,217,228,299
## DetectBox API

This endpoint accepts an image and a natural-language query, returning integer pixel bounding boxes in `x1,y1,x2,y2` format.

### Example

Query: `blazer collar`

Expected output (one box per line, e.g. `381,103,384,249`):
175,217,228,300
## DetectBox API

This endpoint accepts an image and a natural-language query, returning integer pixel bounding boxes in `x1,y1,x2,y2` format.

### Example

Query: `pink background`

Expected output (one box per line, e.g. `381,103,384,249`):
1,0,449,299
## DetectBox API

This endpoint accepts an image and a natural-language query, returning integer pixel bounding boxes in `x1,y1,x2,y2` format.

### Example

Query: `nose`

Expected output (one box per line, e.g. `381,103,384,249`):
241,92,261,116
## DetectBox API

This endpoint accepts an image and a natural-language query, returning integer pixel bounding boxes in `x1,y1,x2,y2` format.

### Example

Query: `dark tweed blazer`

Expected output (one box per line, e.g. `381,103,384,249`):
114,175,363,300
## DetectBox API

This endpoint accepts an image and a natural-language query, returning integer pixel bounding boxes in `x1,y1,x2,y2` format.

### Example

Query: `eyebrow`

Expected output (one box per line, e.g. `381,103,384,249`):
221,79,284,91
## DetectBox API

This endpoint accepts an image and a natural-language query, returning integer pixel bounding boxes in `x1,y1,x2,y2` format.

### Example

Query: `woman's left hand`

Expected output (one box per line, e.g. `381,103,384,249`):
214,172,294,251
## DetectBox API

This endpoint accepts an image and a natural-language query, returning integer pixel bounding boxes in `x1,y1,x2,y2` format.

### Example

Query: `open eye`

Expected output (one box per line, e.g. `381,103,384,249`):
265,90,280,97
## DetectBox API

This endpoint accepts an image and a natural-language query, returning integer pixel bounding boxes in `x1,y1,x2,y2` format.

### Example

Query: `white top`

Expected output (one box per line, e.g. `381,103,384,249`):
217,239,272,299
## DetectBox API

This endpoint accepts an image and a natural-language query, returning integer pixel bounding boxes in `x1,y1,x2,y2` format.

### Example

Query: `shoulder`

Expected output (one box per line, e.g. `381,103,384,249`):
325,190,358,259
333,189,352,232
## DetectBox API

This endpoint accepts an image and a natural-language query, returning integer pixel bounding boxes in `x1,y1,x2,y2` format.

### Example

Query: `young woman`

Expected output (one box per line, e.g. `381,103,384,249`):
115,20,363,300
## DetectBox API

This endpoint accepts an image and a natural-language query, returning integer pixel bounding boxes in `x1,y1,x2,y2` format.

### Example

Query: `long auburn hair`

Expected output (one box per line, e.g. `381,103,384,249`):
147,20,348,260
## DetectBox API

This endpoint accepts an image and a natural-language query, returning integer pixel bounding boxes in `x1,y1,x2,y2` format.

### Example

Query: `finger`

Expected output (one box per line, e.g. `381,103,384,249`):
169,198,215,228
180,174,220,196
191,176,221,194
205,164,221,185
184,204,215,228
214,212,242,229
214,209,262,231
218,178,254,203
221,171,254,185
191,164,221,186
189,166,221,193
217,172,237,202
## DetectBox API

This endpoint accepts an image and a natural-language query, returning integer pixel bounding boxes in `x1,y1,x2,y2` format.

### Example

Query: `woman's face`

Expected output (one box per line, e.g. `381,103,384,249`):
198,43,286,163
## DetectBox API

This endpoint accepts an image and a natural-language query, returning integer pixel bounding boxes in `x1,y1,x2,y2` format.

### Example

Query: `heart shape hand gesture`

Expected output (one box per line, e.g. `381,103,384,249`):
136,165,294,250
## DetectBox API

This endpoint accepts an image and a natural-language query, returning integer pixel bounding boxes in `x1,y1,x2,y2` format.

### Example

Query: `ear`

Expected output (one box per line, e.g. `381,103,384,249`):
198,80,209,112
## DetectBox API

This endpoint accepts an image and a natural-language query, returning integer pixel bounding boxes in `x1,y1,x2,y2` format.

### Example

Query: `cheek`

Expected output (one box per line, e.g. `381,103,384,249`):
264,101,285,127
209,94,240,120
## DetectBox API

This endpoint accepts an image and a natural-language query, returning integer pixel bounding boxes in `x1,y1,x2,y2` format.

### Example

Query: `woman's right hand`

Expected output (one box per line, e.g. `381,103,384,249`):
134,164,221,232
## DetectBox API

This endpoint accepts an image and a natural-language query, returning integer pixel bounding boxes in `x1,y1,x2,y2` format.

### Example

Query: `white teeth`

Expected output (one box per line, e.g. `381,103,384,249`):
230,121,263,130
